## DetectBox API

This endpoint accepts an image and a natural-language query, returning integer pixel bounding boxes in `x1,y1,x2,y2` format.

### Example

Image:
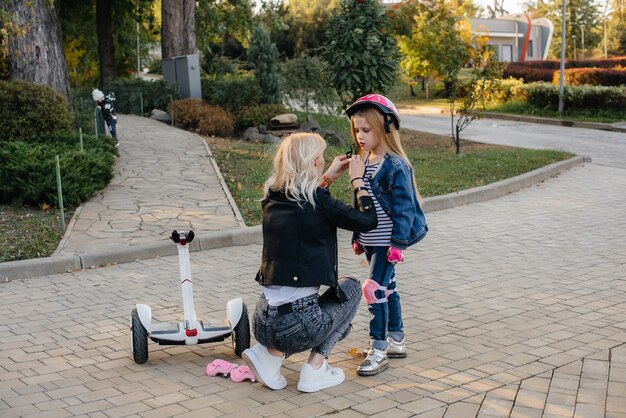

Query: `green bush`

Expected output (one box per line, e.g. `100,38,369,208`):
102,78,178,116
517,83,626,111
0,80,74,142
0,132,115,206
170,98,235,137
201,76,262,112
235,103,289,132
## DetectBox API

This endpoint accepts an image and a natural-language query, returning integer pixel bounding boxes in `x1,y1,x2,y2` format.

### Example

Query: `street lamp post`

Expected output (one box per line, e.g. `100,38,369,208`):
573,35,577,59
558,0,568,114
581,26,585,59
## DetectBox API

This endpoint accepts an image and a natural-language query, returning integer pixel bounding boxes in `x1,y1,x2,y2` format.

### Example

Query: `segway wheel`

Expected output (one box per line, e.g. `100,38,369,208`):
131,308,149,364
232,303,250,357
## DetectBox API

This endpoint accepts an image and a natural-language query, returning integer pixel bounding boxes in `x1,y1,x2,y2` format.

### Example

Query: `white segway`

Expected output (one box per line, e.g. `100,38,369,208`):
130,230,250,364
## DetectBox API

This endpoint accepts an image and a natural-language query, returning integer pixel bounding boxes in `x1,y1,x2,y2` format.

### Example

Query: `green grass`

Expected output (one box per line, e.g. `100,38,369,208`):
207,126,573,226
0,205,73,263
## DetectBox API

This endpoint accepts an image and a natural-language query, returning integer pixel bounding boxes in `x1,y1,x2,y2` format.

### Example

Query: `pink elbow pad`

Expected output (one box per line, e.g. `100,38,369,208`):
387,247,404,264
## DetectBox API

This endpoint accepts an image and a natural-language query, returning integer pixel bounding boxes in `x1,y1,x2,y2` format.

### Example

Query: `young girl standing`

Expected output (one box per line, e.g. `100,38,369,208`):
345,94,428,376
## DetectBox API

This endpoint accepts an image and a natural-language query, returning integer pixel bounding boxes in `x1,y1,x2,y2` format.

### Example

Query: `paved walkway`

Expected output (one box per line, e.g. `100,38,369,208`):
55,115,243,255
2,117,626,417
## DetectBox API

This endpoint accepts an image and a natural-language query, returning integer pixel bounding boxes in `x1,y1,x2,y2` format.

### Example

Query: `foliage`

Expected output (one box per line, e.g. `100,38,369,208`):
170,98,235,137
504,58,626,83
534,0,602,59
58,0,160,86
0,80,74,142
235,103,289,131
247,26,281,104
554,67,626,86
322,0,400,106
102,78,178,116
207,132,572,226
512,82,626,111
201,76,262,111
196,0,255,52
280,54,339,116
0,132,116,206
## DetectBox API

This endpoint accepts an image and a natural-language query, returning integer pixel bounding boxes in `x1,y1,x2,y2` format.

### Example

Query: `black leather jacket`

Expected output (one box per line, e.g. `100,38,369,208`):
255,187,377,289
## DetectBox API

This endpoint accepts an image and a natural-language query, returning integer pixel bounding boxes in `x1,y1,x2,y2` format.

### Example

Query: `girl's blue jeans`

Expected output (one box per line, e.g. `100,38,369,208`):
364,245,404,350
252,276,361,358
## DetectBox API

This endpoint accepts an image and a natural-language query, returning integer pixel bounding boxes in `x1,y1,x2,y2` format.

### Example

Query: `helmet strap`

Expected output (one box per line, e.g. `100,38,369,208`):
383,115,392,134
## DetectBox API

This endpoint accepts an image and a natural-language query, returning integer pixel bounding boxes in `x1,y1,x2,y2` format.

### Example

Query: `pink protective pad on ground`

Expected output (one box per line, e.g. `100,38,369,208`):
206,359,237,377
230,365,256,382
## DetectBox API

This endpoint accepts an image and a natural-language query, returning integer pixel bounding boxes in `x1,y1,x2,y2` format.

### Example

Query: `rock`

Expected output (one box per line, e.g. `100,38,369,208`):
261,134,281,144
271,113,298,125
258,124,268,134
243,127,264,142
306,115,321,132
320,128,346,147
298,122,314,133
150,109,171,124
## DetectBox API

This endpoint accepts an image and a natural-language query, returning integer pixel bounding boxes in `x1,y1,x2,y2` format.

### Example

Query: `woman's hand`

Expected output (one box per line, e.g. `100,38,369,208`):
324,155,350,181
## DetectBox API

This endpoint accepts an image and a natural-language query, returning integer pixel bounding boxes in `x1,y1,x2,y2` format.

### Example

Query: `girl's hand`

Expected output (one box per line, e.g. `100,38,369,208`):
387,247,404,264
348,154,366,181
324,155,350,181
352,241,365,256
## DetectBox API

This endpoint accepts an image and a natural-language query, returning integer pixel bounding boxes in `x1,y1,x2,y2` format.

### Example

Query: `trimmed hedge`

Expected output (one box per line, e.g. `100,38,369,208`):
101,78,178,116
512,83,626,111
0,132,116,206
504,57,626,83
0,80,74,142
504,64,554,82
553,67,626,87
201,77,262,112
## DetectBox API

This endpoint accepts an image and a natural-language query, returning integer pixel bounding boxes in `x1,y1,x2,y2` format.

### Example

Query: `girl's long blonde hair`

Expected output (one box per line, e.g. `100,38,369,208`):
350,108,422,199
263,132,326,207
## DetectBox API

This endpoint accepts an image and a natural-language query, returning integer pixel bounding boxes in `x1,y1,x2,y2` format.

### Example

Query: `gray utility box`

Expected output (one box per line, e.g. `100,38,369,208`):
162,53,202,99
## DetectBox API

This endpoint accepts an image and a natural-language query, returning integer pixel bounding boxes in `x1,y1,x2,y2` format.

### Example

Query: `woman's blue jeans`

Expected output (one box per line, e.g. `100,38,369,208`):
364,246,404,350
252,276,361,358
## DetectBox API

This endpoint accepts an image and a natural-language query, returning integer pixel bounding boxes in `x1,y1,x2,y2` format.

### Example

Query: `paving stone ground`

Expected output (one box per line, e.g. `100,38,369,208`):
2,157,626,417
0,159,626,417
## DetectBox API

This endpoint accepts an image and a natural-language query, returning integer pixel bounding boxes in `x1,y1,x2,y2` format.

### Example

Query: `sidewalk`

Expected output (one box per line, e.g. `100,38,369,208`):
2,162,626,417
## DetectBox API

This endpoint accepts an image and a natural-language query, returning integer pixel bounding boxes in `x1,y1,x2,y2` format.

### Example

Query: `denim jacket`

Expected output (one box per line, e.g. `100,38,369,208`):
352,153,428,250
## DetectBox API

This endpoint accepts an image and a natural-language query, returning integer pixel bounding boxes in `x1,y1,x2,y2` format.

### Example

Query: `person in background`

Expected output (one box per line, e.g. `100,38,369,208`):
92,89,118,147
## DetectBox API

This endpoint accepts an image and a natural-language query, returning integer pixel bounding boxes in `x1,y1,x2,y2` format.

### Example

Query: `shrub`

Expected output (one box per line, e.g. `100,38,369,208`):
170,98,235,137
552,67,626,87
504,63,554,82
518,83,626,111
0,132,115,206
248,26,281,104
0,80,74,142
102,78,178,116
201,76,262,111
235,103,289,132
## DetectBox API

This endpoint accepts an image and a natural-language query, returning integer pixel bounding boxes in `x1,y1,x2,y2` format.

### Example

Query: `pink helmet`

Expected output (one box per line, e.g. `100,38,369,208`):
345,94,400,133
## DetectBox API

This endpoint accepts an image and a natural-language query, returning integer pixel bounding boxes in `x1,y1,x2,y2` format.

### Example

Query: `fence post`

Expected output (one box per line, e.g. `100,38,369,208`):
140,91,144,116
169,94,174,126
79,127,84,151
55,155,65,232
94,109,98,137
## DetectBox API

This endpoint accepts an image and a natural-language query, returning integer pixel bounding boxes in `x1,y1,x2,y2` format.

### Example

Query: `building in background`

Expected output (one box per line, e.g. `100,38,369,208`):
471,14,554,62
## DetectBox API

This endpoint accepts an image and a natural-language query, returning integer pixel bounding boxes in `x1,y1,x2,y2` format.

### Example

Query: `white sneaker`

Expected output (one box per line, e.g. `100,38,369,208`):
387,336,407,358
357,348,388,376
297,360,345,392
242,343,286,390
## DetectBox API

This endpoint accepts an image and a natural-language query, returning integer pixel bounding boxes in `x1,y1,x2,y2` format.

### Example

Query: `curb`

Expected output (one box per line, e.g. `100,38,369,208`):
1,226,262,283
1,156,589,283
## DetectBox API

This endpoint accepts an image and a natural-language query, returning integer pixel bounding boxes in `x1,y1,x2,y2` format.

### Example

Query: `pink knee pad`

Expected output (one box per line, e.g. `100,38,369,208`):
362,278,390,305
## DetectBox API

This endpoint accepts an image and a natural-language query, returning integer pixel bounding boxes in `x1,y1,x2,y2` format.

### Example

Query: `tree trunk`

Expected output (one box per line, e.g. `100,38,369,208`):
96,0,115,86
3,0,73,108
161,0,196,59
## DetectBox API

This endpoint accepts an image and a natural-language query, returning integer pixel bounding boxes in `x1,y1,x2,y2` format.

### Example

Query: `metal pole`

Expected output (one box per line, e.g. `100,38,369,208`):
79,127,84,151
558,0,567,114
573,35,577,59
55,155,65,232
94,109,98,136
604,20,608,59
169,94,174,126
136,4,140,79
140,92,144,116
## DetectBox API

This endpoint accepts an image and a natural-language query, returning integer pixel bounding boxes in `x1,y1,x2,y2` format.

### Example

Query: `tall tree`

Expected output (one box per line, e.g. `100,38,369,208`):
248,25,281,103
322,0,399,106
607,0,626,54
1,0,73,105
162,0,196,58
96,0,116,85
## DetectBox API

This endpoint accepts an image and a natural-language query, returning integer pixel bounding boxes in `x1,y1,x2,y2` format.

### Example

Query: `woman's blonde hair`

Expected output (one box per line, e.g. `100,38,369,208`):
350,108,422,199
263,132,326,207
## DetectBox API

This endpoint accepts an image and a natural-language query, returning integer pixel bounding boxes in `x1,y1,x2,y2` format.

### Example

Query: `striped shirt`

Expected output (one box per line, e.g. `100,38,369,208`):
358,162,393,246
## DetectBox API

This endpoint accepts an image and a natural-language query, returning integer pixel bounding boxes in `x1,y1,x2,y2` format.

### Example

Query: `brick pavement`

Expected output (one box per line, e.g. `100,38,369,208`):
2,161,626,417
